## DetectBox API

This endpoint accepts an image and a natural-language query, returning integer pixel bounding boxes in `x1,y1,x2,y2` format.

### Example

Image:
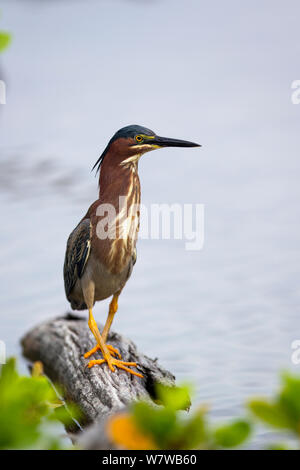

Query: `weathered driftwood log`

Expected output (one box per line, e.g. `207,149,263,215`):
21,313,175,426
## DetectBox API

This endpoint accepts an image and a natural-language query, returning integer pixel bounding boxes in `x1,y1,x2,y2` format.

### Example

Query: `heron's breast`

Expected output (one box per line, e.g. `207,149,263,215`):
84,252,133,301
107,172,140,274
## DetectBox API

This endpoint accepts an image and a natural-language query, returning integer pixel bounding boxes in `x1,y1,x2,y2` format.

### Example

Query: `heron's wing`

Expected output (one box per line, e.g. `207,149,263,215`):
132,247,137,266
63,218,92,298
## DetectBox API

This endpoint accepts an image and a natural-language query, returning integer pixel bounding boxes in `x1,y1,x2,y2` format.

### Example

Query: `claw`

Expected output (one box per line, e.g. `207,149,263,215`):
84,343,122,360
84,339,142,378
107,344,122,360
87,358,143,378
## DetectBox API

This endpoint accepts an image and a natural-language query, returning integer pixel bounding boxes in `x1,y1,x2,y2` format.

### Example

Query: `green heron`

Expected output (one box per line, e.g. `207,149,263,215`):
63,125,200,378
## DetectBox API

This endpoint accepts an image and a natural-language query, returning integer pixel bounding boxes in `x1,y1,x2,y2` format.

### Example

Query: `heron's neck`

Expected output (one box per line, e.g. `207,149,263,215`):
99,158,141,209
99,158,141,274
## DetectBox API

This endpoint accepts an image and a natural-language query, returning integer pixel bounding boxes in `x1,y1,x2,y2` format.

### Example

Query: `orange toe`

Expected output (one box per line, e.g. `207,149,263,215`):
86,356,143,378
84,343,122,359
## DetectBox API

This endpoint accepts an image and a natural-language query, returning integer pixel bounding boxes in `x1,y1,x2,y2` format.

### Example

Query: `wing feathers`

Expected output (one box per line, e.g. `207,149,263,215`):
63,219,92,298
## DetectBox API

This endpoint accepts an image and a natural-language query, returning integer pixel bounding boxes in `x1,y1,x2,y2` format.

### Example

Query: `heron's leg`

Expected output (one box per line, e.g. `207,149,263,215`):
84,293,121,359
84,308,143,378
81,280,119,358
84,308,119,358
102,293,119,343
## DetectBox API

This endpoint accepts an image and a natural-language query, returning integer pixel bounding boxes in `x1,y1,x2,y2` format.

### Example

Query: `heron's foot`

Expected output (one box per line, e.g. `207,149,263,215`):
86,355,143,378
84,343,121,360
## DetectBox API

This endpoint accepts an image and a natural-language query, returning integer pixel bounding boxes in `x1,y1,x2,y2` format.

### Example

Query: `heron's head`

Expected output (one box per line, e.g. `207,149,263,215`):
92,125,201,172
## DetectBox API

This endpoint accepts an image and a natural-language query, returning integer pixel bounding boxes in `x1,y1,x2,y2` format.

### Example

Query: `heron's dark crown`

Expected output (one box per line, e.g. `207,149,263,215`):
111,125,155,141
92,125,155,173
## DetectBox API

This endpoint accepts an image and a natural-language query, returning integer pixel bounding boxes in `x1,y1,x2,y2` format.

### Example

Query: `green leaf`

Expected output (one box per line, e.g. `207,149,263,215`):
214,420,251,448
132,391,210,450
176,409,208,449
0,32,11,52
0,357,18,388
277,372,300,431
248,400,293,430
156,384,191,411
52,401,82,427
133,401,178,448
0,357,77,449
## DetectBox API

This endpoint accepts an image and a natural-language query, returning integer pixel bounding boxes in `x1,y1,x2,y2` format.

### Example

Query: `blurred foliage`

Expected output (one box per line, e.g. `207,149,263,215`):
0,358,80,449
248,372,300,435
0,32,10,52
2,357,300,450
108,384,252,450
0,11,11,52
108,374,300,450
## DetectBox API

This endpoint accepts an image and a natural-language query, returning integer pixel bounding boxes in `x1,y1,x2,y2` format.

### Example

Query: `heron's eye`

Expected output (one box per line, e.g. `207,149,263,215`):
135,135,143,143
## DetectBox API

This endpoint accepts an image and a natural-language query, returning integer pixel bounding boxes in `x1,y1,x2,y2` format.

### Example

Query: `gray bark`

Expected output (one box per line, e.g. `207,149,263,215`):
21,313,175,427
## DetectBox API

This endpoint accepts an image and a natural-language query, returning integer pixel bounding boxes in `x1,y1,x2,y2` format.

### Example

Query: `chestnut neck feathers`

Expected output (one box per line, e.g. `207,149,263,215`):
98,144,140,205
96,144,141,274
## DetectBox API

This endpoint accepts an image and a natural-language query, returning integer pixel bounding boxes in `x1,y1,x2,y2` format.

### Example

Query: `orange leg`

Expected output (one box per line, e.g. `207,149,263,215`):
84,294,121,358
84,307,143,378
102,293,119,343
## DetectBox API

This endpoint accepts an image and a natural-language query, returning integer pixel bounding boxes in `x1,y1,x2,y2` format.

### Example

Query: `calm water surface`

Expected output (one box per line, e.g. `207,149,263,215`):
1,0,300,447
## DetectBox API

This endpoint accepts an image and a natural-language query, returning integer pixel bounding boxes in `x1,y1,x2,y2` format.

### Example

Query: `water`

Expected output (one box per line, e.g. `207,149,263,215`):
1,0,300,448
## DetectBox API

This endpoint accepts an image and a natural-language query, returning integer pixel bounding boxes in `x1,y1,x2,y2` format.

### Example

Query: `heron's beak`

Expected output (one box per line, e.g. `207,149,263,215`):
150,135,201,148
